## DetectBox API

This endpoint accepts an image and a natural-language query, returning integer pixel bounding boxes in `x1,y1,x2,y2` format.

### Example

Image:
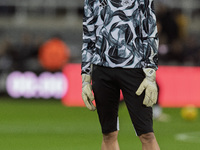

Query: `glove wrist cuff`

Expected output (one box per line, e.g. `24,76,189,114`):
82,74,91,83
143,68,156,81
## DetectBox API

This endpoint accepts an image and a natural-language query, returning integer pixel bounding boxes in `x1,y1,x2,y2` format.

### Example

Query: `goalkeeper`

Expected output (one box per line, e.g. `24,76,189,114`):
81,0,160,149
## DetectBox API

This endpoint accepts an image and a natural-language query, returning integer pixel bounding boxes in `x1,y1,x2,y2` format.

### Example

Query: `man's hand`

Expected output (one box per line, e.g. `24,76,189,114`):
82,74,96,111
136,68,158,107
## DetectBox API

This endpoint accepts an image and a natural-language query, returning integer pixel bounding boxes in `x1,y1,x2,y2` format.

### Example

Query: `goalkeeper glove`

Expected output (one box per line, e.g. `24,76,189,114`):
136,68,158,107
82,74,96,111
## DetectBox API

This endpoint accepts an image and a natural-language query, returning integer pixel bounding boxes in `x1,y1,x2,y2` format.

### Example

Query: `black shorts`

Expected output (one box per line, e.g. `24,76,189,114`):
92,65,153,136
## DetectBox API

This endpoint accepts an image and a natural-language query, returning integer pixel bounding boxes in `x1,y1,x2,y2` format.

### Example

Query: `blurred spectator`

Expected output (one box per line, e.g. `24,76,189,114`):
174,9,188,40
0,39,13,71
157,5,179,44
9,33,37,71
156,5,183,64
182,34,200,65
156,3,200,65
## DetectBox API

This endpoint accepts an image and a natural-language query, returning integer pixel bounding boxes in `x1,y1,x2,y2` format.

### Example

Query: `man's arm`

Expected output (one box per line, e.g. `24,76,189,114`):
81,0,96,111
136,0,158,107
81,0,96,75
139,0,158,70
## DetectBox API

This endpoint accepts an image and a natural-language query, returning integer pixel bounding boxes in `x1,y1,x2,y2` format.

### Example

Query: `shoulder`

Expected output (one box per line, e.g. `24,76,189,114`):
85,0,97,7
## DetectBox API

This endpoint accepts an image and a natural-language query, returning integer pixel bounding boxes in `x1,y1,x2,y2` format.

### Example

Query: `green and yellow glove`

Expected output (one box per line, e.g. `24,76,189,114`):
136,68,158,107
82,74,96,111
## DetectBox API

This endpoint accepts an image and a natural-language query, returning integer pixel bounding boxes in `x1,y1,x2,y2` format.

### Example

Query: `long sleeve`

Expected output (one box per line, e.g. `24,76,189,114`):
81,0,96,75
81,0,159,71
139,0,158,70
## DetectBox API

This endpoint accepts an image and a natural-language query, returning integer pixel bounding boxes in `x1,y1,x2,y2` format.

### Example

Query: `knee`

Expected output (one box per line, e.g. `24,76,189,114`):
103,131,118,143
139,132,156,144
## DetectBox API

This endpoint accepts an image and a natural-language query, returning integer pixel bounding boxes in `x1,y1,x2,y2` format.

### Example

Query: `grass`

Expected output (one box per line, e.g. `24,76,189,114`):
0,97,199,150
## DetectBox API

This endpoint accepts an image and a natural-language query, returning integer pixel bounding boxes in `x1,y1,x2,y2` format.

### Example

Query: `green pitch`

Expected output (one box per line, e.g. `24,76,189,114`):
0,97,199,150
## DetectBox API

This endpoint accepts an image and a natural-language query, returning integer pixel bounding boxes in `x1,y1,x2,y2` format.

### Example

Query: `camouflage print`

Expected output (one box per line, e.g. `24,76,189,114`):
81,0,158,74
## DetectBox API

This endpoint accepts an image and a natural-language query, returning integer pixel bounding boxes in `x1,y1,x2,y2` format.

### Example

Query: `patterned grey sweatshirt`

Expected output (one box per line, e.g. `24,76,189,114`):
81,0,158,74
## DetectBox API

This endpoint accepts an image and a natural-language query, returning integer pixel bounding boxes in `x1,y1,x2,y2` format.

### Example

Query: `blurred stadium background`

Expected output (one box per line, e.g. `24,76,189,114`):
0,0,200,149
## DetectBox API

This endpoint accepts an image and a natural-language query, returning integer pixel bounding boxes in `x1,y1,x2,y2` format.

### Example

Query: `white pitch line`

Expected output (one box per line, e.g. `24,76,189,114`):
175,131,200,143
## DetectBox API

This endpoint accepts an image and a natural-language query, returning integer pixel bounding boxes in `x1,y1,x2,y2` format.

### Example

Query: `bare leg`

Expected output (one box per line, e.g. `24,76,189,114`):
139,132,160,150
101,130,120,150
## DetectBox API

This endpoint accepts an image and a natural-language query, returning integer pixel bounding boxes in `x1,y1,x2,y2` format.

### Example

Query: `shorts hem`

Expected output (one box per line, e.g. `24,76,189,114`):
137,130,154,136
102,129,119,134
